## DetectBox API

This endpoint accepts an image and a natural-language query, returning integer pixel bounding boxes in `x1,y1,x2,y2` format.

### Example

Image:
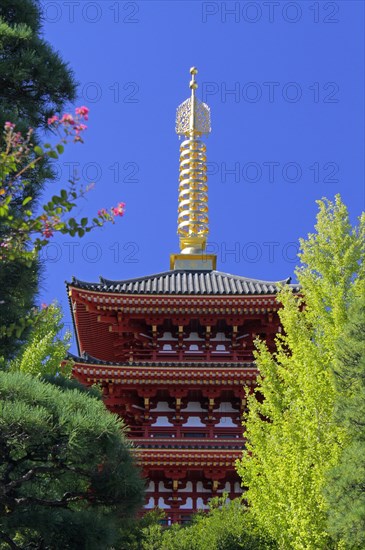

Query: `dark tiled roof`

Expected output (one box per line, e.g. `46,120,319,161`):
68,352,256,369
68,270,298,296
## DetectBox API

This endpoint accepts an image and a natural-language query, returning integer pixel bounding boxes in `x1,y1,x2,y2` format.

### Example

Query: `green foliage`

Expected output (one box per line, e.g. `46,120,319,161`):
236,196,365,549
324,295,365,548
116,498,276,550
42,374,103,400
8,303,71,376
0,371,145,549
115,509,165,550
160,498,275,550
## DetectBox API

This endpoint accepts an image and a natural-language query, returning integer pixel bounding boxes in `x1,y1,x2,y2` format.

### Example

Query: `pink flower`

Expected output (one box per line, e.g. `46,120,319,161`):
75,106,89,120
41,303,48,309
60,113,75,125
111,202,126,217
13,132,22,144
41,219,54,239
98,208,108,218
42,228,53,238
73,123,87,134
42,227,53,238
47,115,58,125
4,122,15,130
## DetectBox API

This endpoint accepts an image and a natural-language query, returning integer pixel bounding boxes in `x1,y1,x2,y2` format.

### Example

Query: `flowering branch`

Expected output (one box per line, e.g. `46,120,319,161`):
0,106,125,264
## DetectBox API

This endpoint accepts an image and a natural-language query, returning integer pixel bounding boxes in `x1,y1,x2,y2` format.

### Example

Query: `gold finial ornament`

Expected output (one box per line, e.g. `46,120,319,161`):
176,67,211,136
189,66,198,90
175,68,211,256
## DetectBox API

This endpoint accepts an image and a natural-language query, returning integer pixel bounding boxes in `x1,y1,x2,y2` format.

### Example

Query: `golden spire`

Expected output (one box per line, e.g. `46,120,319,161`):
171,68,216,271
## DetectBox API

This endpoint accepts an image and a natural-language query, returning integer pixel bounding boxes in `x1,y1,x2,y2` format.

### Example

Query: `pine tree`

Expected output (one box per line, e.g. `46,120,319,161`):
0,371,145,549
0,0,77,362
0,0,76,130
236,196,365,549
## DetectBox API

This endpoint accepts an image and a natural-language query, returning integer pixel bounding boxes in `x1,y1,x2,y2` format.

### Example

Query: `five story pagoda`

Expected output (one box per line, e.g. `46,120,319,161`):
67,68,295,523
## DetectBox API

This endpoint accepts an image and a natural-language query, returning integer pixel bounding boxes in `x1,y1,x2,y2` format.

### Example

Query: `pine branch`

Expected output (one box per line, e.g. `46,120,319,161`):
0,531,21,550
14,491,89,508
5,465,64,490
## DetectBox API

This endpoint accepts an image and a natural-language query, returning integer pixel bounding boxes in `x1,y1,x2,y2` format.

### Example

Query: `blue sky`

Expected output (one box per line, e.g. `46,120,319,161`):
38,0,364,349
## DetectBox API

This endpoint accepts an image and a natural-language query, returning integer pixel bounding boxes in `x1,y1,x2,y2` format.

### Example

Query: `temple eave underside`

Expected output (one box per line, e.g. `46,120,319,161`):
68,284,284,364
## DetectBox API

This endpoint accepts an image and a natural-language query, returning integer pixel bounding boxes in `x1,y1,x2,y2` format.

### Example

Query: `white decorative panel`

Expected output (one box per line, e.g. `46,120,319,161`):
182,416,205,427
215,402,238,413
158,332,178,341
181,402,206,412
210,332,230,341
151,416,174,426
179,481,193,493
216,417,236,427
158,481,170,493
185,331,204,341
197,482,210,493
150,402,175,412
180,497,193,509
146,481,155,492
196,497,209,509
144,497,155,509
158,497,169,509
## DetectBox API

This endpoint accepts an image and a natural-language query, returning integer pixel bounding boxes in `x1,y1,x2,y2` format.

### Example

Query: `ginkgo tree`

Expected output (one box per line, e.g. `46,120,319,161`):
8,302,72,377
324,294,365,548
236,196,365,549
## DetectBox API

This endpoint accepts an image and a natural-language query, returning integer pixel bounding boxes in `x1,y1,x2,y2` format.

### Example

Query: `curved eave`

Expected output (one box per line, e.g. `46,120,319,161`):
66,270,299,296
66,285,81,357
135,448,243,469
67,286,286,315
68,352,256,369
72,358,258,387
135,439,244,451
